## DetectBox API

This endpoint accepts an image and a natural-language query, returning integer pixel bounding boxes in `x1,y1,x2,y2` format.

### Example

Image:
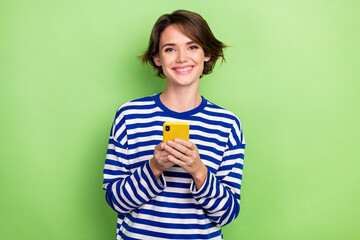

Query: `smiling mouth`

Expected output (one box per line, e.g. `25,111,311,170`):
172,66,194,73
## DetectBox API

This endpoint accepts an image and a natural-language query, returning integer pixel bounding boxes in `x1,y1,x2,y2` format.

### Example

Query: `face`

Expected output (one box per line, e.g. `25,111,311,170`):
153,24,211,87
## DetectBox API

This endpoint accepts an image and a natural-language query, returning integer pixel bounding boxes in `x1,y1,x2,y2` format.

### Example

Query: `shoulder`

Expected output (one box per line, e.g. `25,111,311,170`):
203,98,245,145
117,95,156,111
203,98,242,127
114,94,157,116
109,95,157,127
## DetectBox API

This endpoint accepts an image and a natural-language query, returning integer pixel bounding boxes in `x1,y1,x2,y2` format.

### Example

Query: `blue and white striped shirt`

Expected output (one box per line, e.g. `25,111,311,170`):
103,93,245,240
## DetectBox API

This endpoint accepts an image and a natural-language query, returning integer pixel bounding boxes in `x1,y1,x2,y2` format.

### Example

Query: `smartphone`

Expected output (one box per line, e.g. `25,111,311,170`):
163,122,189,143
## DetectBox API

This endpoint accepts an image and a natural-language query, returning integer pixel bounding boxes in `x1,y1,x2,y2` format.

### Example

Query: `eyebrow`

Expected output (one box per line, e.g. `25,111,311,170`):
161,41,196,49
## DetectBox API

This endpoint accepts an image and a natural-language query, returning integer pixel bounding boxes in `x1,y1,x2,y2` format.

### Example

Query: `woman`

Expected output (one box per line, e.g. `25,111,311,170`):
103,10,246,240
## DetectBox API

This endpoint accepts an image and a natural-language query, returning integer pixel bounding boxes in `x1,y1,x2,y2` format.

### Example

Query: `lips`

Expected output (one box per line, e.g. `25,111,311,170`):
172,65,194,74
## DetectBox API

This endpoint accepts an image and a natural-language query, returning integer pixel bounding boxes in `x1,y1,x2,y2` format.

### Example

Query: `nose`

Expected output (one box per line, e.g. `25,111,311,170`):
176,48,188,63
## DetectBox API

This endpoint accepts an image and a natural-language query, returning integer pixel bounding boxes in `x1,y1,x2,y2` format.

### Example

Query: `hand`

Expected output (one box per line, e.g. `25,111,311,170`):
164,139,208,190
150,142,174,179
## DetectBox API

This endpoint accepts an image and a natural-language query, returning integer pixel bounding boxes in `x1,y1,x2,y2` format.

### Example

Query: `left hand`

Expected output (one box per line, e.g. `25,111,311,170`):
164,139,208,190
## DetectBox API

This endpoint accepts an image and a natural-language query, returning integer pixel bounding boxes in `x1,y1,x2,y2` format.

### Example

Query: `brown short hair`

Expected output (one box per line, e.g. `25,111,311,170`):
139,10,227,78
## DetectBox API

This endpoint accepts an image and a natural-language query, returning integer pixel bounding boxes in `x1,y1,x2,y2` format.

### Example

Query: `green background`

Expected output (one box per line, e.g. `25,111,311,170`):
1,0,359,239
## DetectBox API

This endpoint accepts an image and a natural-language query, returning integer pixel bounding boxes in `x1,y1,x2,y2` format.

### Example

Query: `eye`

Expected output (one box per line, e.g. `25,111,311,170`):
189,45,199,50
164,48,175,52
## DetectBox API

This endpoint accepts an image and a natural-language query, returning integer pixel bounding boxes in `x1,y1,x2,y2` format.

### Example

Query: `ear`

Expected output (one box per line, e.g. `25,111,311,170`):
153,55,161,66
205,54,211,62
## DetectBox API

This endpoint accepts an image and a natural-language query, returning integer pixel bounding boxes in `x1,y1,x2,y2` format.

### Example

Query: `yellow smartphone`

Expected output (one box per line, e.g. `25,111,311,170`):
163,122,189,143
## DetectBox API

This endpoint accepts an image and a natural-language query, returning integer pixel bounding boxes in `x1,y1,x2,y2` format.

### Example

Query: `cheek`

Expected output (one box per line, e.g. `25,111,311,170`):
195,53,207,63
196,56,207,69
160,55,174,67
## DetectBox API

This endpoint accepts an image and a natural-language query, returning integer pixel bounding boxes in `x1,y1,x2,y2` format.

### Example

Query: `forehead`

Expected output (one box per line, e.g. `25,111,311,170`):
159,24,194,45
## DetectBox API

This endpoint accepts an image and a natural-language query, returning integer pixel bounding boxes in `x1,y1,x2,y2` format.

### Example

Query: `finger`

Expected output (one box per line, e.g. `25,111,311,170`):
154,142,163,151
160,151,170,159
174,139,195,150
167,140,192,156
167,154,184,167
160,142,167,149
164,144,184,160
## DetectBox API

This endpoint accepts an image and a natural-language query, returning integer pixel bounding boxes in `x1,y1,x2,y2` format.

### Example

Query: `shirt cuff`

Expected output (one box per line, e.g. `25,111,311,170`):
190,168,212,198
144,160,166,191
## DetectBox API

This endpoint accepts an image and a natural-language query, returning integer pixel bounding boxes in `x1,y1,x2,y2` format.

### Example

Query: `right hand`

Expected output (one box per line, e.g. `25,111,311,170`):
149,142,174,179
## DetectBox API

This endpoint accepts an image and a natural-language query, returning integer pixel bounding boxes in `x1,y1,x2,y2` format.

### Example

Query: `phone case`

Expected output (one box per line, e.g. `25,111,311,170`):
163,122,189,142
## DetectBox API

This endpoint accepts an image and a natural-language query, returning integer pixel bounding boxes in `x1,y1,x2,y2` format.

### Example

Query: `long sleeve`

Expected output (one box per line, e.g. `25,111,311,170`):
103,109,166,215
102,95,247,239
190,119,245,226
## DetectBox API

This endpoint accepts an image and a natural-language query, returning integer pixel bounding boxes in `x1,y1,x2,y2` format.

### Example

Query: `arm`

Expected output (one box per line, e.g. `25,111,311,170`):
163,121,245,226
190,142,245,226
190,121,245,226
102,110,166,215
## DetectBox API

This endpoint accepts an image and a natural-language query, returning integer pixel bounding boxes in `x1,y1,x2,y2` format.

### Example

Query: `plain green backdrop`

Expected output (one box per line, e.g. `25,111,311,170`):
1,0,359,239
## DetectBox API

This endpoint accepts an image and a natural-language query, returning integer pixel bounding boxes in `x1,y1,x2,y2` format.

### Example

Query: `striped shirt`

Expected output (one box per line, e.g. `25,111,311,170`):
103,93,245,240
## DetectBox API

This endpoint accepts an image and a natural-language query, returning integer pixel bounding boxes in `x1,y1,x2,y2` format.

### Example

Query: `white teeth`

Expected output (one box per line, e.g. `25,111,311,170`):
174,67,193,72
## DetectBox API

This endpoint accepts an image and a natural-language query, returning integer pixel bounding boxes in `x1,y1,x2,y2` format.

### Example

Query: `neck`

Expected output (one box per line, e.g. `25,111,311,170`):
160,85,202,113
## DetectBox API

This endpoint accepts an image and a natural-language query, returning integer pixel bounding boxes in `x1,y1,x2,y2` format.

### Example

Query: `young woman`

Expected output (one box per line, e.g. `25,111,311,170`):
103,10,246,240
